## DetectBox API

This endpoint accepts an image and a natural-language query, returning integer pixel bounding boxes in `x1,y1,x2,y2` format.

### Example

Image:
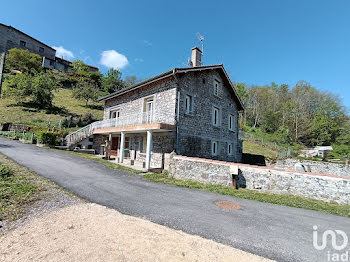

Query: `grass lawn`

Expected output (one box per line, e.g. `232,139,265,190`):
0,88,104,128
0,154,43,221
243,141,278,160
143,172,350,218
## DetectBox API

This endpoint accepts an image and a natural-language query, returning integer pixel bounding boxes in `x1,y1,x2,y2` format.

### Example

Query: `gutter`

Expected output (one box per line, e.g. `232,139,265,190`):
173,69,180,154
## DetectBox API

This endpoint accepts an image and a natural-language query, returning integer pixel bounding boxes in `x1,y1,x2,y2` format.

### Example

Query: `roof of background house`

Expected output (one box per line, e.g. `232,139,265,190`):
314,146,333,151
0,23,56,51
98,64,244,111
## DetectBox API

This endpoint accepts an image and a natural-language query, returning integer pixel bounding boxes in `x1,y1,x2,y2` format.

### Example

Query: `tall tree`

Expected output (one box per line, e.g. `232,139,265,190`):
4,48,42,75
102,68,125,94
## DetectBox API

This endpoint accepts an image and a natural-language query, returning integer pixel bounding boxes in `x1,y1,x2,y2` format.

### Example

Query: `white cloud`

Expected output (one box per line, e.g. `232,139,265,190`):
134,58,144,63
142,40,152,46
52,46,74,59
100,50,129,69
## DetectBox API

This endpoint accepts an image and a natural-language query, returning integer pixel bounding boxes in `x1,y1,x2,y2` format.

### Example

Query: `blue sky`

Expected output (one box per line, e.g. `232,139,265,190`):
2,0,350,109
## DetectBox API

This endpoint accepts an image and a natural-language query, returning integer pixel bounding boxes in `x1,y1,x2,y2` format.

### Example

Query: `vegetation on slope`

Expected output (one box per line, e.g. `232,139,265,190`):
0,88,103,128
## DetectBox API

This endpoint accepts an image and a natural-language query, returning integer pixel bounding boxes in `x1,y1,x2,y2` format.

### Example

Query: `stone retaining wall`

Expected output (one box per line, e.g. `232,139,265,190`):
167,155,350,205
269,159,350,177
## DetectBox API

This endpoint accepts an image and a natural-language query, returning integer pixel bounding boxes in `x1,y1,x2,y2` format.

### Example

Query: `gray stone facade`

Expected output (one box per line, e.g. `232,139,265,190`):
100,66,243,165
176,70,241,162
104,78,177,124
0,23,56,59
168,155,350,205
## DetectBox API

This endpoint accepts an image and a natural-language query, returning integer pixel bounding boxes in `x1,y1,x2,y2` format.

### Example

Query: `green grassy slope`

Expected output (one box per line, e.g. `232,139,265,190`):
0,88,104,128
243,141,278,160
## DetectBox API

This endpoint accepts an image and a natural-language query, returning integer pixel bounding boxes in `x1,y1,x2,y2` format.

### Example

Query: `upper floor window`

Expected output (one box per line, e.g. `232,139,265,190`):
228,114,235,131
185,94,193,114
39,47,44,53
214,79,222,97
227,143,233,156
211,141,218,156
212,106,221,127
110,108,120,119
20,40,26,47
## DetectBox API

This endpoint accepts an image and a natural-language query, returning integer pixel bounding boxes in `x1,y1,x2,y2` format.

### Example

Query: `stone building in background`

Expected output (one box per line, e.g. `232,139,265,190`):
66,47,244,170
0,22,98,94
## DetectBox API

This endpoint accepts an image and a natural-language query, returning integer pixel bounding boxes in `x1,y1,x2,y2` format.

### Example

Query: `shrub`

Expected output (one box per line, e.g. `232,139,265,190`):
0,163,13,178
36,131,58,145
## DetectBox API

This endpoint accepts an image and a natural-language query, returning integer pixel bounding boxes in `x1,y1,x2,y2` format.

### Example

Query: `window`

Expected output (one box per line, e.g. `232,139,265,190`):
144,98,154,123
49,60,55,66
110,109,120,120
20,40,26,47
185,94,193,114
212,106,220,127
214,79,221,97
39,47,44,53
228,114,235,131
211,141,218,156
227,143,233,156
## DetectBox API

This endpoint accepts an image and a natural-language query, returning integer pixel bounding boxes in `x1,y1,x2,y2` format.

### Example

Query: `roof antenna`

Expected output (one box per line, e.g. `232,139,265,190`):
196,32,205,54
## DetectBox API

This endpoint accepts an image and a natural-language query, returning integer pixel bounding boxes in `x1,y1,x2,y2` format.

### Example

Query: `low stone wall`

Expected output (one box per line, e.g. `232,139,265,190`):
167,155,350,205
0,123,31,132
269,159,350,177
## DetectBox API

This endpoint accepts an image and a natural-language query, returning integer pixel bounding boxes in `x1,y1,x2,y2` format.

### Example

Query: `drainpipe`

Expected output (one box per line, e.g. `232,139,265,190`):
172,69,180,154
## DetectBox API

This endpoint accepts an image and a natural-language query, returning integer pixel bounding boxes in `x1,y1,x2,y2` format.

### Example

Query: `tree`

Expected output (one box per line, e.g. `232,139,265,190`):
124,75,141,87
73,79,100,106
4,48,42,75
71,60,89,73
3,72,60,108
102,68,125,94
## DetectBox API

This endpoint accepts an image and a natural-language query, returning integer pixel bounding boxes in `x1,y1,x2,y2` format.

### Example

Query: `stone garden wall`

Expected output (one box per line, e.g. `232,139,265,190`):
269,159,350,177
167,154,350,205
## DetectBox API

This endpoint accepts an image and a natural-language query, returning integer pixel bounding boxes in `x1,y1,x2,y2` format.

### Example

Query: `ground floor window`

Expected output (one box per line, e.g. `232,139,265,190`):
211,141,218,156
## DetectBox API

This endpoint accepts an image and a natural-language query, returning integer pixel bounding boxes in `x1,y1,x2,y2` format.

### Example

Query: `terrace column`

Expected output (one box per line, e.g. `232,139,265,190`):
119,131,125,163
145,130,152,170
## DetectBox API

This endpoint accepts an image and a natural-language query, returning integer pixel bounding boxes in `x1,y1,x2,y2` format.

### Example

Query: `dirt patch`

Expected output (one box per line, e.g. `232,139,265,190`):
216,201,241,210
0,203,272,262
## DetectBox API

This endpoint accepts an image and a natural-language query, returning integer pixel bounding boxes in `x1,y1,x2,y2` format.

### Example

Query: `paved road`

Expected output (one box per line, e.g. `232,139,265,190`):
1,137,349,262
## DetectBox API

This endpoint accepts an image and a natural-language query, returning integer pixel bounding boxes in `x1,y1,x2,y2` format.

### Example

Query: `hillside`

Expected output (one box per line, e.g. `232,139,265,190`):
0,88,104,128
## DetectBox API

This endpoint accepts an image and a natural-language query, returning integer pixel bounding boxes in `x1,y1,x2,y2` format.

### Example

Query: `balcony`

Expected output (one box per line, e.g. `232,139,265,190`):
92,111,175,134
66,110,175,147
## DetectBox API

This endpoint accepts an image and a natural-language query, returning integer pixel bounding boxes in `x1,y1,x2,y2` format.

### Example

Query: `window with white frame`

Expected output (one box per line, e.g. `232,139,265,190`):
185,94,193,114
212,106,220,127
227,143,233,156
211,141,218,156
214,79,221,97
110,108,120,119
228,114,235,131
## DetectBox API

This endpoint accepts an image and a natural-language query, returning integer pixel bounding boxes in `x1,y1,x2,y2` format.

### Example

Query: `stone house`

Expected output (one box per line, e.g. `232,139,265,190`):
66,47,244,170
0,22,97,94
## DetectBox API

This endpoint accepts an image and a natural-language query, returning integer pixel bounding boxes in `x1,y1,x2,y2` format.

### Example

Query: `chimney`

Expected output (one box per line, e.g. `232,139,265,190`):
191,47,202,67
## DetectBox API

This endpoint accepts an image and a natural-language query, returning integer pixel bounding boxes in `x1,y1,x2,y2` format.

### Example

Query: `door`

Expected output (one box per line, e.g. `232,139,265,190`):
111,137,119,156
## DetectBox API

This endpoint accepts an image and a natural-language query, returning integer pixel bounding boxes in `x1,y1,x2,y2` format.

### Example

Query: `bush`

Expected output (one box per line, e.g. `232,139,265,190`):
36,131,58,145
0,163,13,178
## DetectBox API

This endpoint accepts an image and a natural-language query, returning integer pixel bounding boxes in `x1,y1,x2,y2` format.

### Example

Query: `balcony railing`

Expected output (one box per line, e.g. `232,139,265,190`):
65,110,172,146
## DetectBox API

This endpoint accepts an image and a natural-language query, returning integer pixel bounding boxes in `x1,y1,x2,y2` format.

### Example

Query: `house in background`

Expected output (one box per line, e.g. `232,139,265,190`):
66,47,244,170
0,22,98,94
